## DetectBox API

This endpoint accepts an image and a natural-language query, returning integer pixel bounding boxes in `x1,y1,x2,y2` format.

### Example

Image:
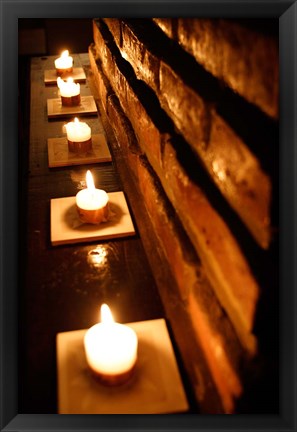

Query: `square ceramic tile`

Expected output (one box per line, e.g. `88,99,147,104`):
47,95,97,118
47,134,112,167
44,67,86,85
56,319,189,414
50,192,135,246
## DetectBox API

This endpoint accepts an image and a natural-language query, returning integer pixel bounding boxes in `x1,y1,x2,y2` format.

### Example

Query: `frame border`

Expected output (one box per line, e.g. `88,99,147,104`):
1,1,296,431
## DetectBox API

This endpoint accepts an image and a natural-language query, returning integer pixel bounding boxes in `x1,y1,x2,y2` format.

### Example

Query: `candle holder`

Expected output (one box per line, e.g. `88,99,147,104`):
54,50,73,77
75,172,110,225
56,66,73,77
44,68,86,85
64,118,93,154
83,305,138,387
47,134,112,168
57,77,81,107
67,137,92,154
76,199,110,225
89,364,136,386
47,96,97,119
50,192,135,246
61,94,81,107
56,318,189,414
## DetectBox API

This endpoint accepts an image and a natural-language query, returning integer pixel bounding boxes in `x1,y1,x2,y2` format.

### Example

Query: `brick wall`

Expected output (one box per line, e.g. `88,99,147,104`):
89,18,278,414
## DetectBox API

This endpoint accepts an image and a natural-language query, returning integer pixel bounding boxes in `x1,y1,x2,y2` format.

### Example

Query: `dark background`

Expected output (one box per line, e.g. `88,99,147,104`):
19,19,93,56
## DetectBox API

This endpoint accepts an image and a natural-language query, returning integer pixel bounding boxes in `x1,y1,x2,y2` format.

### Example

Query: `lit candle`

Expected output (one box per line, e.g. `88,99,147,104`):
76,170,109,224
54,50,73,76
57,77,80,106
65,117,92,153
84,304,138,385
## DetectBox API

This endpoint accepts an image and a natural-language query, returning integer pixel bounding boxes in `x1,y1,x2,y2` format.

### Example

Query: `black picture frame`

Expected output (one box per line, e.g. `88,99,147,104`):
1,1,296,431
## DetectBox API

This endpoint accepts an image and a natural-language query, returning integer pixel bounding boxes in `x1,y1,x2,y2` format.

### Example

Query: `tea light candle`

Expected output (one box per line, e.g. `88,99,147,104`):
76,170,109,224
65,117,92,153
65,118,91,142
54,50,73,75
57,77,80,97
84,304,138,385
57,77,80,106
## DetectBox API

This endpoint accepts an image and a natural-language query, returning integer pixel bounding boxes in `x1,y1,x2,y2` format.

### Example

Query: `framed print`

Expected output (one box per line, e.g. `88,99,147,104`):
1,2,296,432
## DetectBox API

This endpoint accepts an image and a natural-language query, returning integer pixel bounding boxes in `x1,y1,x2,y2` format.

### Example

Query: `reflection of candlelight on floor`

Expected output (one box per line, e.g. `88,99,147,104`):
87,246,108,268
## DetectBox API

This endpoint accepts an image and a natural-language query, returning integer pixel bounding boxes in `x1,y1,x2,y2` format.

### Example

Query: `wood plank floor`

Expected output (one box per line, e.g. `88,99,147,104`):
18,54,167,413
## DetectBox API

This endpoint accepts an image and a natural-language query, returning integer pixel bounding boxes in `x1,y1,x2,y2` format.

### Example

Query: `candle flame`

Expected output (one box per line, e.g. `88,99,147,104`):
74,117,79,124
61,50,69,58
86,170,95,192
101,304,114,324
67,77,74,84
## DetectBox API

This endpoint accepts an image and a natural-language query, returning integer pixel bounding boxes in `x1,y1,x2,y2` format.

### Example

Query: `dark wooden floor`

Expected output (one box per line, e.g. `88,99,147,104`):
18,54,168,413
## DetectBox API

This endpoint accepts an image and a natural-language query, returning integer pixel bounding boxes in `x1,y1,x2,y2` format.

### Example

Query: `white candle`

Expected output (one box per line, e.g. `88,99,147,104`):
84,304,138,380
76,170,109,224
57,77,80,97
65,118,91,142
54,50,73,70
76,170,108,211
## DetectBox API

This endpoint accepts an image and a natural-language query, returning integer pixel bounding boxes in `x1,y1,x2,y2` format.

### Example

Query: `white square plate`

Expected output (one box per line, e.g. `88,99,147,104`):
47,134,112,167
47,95,97,118
44,67,86,85
56,319,189,414
50,192,135,246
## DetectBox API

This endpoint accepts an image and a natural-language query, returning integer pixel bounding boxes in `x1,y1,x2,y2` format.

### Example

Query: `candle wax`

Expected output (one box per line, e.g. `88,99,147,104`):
57,77,80,97
84,322,138,376
76,188,108,211
65,119,91,142
55,50,73,69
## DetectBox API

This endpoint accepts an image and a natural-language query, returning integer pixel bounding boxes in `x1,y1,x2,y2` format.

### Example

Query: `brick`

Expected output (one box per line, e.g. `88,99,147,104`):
88,44,112,112
101,18,122,47
161,54,271,249
152,18,175,38
162,140,258,353
92,28,167,171
89,28,259,355
136,162,195,303
188,293,242,413
159,61,207,142
89,45,141,163
120,20,160,93
137,156,243,413
93,19,117,81
107,94,140,156
206,115,272,247
154,18,278,120
101,18,272,249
